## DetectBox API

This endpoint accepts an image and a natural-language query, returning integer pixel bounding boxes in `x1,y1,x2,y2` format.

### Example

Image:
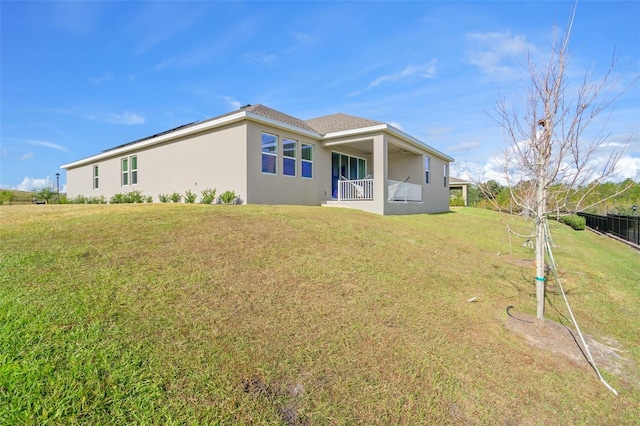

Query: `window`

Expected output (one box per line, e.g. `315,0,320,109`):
121,156,138,186
443,164,448,187
121,158,129,186
131,156,138,185
262,133,277,174
93,165,99,189
283,138,297,177
424,157,430,184
331,151,367,198
301,143,313,178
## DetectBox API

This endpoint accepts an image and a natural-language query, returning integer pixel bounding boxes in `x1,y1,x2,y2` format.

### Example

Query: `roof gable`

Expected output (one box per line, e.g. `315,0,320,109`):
304,113,383,135
243,104,318,133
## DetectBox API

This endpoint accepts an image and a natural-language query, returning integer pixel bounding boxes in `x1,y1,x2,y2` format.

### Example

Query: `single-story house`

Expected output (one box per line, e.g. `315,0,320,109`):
61,104,454,215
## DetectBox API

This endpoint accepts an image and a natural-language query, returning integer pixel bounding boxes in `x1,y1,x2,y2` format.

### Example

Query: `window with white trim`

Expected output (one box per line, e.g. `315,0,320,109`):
261,132,277,174
121,158,129,186
424,156,430,184
121,155,138,186
93,165,99,189
301,143,313,178
443,164,448,187
283,138,297,177
131,156,138,185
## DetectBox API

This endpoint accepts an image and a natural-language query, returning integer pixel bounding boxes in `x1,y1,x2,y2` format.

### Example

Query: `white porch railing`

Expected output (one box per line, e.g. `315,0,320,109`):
338,178,374,200
337,178,423,202
388,179,422,202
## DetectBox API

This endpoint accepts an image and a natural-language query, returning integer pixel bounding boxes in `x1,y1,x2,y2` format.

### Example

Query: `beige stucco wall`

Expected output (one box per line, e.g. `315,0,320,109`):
66,122,248,202
245,122,329,205
420,155,450,213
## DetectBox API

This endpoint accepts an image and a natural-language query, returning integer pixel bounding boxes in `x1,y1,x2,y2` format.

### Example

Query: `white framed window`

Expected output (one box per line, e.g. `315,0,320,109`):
443,164,448,187
121,156,138,186
283,138,297,177
93,165,99,189
261,132,277,174
301,143,313,178
424,156,430,184
121,158,129,186
131,156,138,185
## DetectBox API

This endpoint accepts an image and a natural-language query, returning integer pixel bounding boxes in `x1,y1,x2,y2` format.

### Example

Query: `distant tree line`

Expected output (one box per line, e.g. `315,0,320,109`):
466,179,639,216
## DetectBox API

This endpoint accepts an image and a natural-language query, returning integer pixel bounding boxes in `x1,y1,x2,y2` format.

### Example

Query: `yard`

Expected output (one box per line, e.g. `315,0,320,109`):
1,204,638,424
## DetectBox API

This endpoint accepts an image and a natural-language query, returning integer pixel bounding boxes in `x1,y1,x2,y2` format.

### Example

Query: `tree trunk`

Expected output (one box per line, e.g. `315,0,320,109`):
535,212,546,320
535,153,547,320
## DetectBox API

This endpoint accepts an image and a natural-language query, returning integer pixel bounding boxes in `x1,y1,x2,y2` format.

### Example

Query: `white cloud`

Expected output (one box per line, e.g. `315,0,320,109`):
466,31,534,81
221,96,242,110
107,112,146,125
19,152,33,160
243,51,277,66
284,32,318,53
388,121,404,131
155,46,216,70
448,141,481,152
91,71,114,84
452,152,640,186
25,139,71,153
16,176,55,192
452,158,508,186
349,60,438,96
606,155,640,181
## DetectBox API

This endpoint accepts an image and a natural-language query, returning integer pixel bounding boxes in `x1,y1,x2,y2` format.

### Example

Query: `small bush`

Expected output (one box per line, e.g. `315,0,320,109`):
200,188,217,205
559,214,586,230
450,196,465,207
144,195,153,203
158,194,170,203
110,193,125,204
88,196,106,204
124,190,145,203
219,190,238,205
69,195,88,204
0,190,12,205
109,191,147,204
184,190,197,204
169,192,182,203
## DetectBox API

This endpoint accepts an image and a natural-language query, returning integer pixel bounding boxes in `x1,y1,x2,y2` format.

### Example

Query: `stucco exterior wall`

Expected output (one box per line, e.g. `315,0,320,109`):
387,152,422,185
421,155,450,213
66,122,248,202
245,122,329,205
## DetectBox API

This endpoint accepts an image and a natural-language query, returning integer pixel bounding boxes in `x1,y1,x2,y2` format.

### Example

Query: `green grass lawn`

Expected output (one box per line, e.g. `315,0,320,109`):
1,204,638,424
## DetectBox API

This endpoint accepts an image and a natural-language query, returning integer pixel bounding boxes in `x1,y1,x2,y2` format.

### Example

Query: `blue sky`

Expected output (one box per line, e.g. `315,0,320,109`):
2,1,639,192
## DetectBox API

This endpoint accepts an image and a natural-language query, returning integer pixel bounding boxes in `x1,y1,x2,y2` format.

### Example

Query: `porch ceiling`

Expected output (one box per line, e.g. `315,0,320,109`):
323,139,416,155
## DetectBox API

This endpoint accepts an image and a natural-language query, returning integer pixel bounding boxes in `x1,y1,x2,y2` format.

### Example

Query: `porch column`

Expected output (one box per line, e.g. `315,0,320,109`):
462,184,468,206
373,134,388,214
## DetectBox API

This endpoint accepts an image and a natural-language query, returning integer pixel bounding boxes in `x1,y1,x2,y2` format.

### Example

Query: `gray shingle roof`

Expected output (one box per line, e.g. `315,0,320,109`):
101,104,386,153
304,113,384,135
242,104,319,133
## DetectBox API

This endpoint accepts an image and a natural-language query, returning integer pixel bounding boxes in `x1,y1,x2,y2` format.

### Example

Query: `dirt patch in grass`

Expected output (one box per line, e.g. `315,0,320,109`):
242,374,309,426
505,309,639,390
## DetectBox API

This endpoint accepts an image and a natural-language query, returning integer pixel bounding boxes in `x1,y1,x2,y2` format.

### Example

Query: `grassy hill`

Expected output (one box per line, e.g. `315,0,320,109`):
1,204,638,424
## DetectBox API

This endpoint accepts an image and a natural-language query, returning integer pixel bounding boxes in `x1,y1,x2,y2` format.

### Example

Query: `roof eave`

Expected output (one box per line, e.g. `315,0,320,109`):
61,111,323,170
323,124,455,162
61,111,248,169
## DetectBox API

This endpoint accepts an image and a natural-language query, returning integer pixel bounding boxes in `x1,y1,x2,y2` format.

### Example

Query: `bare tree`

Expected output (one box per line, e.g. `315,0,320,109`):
493,5,634,320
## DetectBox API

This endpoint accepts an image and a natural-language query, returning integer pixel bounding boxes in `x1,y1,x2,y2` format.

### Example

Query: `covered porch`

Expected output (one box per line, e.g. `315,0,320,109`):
322,133,428,215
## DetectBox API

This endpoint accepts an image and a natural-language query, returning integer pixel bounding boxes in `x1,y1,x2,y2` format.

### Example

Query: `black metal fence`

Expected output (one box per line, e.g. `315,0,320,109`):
578,212,640,246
